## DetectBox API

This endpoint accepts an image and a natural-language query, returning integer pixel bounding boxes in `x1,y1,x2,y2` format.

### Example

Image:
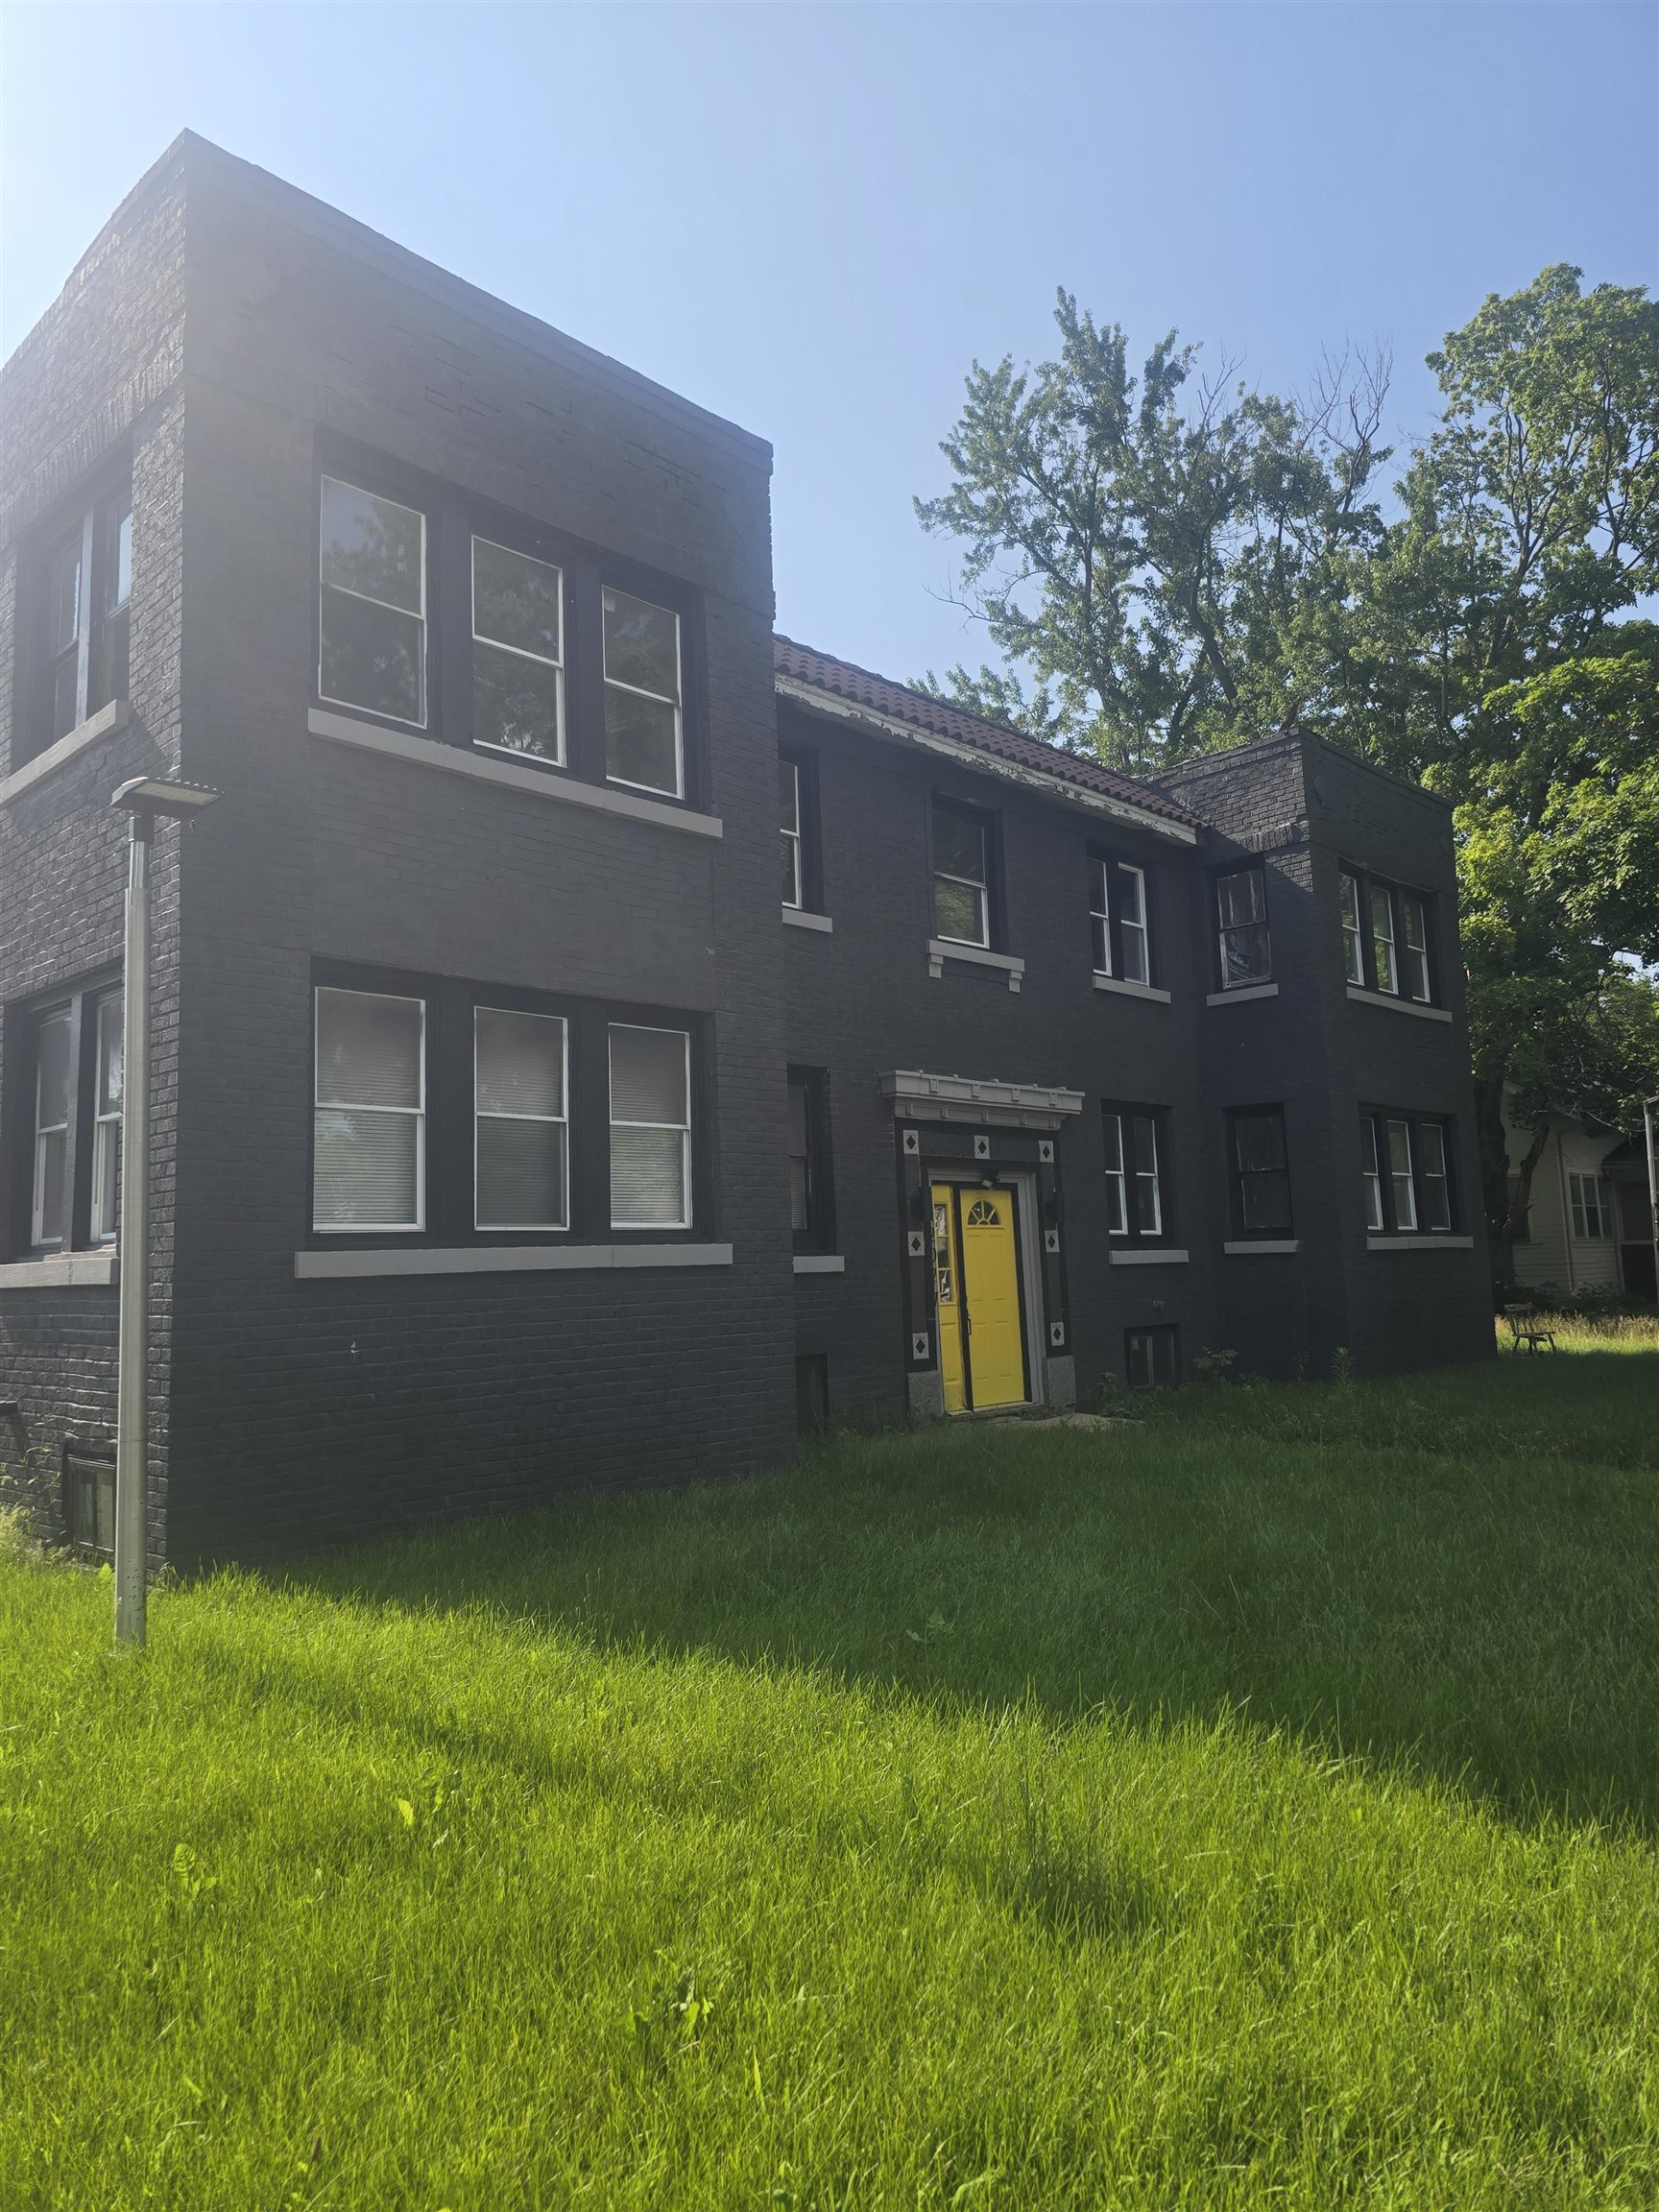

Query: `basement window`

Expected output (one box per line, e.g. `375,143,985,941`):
1125,1326,1178,1389
63,1450,115,1563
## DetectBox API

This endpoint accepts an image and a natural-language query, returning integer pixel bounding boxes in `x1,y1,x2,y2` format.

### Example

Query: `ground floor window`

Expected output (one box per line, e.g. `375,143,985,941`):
787,1068,835,1251
9,978,123,1258
1568,1171,1613,1241
1228,1107,1291,1238
1361,1108,1457,1236
309,972,705,1244
1125,1326,1179,1389
1102,1103,1168,1240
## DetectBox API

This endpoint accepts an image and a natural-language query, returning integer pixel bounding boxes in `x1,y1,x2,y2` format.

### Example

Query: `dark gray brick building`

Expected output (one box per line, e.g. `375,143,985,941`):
0,137,1491,1566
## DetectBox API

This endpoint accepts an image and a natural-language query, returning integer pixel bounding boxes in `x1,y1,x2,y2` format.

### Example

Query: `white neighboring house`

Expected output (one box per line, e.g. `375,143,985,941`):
1503,1094,1658,1301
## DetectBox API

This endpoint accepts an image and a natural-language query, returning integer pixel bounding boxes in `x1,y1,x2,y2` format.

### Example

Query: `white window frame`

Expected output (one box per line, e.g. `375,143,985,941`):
1401,893,1431,1002
602,589,684,800
1118,864,1149,985
312,987,427,1235
1418,1118,1451,1232
1569,1171,1613,1241
30,1008,73,1252
608,1022,692,1231
90,994,123,1246
317,475,428,730
1132,1113,1163,1236
1385,1117,1417,1230
1361,1117,1385,1231
781,757,803,909
1339,871,1365,987
472,1007,569,1234
1089,858,1112,976
1369,882,1399,996
1102,1112,1128,1235
469,536,565,766
932,802,990,949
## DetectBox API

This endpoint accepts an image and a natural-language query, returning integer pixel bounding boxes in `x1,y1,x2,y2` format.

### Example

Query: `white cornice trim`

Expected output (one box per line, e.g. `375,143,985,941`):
0,700,131,811
882,1070,1084,1130
776,674,1199,846
309,709,723,839
297,1241,733,1279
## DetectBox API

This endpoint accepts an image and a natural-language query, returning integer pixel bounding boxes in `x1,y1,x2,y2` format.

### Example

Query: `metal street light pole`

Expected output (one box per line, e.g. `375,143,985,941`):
1646,1094,1659,1316
109,776,220,1649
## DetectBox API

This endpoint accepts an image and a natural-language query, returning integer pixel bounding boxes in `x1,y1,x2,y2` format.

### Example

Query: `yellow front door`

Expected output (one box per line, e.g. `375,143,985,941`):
930,1181,1028,1412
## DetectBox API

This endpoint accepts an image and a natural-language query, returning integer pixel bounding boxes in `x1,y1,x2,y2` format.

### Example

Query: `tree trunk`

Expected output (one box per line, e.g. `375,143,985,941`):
1473,1074,1551,1292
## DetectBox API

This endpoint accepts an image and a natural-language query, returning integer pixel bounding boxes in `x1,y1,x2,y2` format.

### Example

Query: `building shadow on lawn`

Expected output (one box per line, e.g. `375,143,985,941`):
284,1385,1659,1839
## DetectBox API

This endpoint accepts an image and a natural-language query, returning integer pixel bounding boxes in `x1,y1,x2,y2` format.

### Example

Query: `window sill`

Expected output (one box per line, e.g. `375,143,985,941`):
783,907,833,933
1366,1235,1475,1252
296,1241,733,1280
0,699,131,811
793,1254,846,1274
1206,982,1278,1006
308,709,723,840
1224,1238,1299,1256
1093,974,1171,1004
0,1250,119,1289
1345,985,1453,1023
927,939,1025,993
1109,1246,1190,1265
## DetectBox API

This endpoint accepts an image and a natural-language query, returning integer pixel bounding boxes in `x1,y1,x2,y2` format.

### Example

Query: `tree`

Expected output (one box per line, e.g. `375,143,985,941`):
912,294,1391,774
917,269,1659,1270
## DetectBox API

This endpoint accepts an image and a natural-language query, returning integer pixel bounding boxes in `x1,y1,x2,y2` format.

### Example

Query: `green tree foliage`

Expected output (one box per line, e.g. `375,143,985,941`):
918,270,1659,1272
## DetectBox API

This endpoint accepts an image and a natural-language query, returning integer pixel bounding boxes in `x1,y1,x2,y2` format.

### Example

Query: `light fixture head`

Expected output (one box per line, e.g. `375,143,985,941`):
110,776,222,823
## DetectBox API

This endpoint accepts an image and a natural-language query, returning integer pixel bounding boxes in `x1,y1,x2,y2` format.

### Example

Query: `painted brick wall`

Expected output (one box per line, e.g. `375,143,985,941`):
0,150,190,1556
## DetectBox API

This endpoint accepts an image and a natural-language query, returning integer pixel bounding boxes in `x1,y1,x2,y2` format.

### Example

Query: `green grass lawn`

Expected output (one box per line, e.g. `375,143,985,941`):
4,1335,1659,2209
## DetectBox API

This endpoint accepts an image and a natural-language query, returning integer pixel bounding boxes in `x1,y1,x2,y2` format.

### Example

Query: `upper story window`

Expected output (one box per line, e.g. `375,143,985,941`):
1340,868,1435,1003
787,1068,835,1253
603,589,683,798
31,479,132,756
11,981,124,1259
1102,1105,1168,1240
1228,1107,1292,1238
1214,866,1270,989
471,539,564,763
1361,1108,1455,1235
311,457,705,812
1091,856,1151,985
781,758,803,908
931,798,992,948
779,750,825,917
318,477,427,728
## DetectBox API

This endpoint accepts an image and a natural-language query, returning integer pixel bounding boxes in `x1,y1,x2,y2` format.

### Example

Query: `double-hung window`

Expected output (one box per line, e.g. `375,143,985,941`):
1361,1108,1456,1236
931,799,991,948
1568,1172,1613,1241
90,996,124,1245
603,589,683,797
1228,1107,1292,1238
318,476,427,726
474,1009,567,1231
1215,867,1270,988
787,1068,834,1252
609,1024,692,1229
781,758,803,908
1340,869,1435,1004
470,539,564,761
313,987,427,1232
12,983,124,1258
33,479,132,756
1102,1106,1167,1240
1091,856,1151,985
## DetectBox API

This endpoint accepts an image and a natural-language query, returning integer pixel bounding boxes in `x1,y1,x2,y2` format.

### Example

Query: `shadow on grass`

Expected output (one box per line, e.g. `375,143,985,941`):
282,1353,1659,1838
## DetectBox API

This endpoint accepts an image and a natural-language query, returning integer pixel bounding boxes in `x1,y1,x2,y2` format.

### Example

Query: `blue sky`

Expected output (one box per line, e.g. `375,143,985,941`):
3,3,1655,684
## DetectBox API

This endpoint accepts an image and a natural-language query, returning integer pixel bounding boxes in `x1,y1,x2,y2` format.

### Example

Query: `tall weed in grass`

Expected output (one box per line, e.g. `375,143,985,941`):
3,1347,1658,2207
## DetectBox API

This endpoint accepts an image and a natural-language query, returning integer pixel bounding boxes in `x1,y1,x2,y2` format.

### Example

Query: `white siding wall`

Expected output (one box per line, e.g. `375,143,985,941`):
1504,1107,1623,1293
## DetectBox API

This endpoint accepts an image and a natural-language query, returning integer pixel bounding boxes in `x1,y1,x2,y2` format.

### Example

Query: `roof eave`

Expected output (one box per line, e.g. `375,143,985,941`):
775,675,1200,847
